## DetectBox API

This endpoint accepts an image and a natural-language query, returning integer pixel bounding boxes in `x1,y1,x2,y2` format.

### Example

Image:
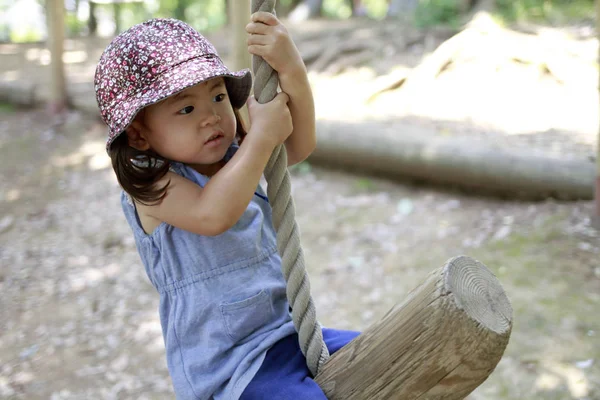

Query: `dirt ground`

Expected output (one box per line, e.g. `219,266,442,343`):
1,18,599,400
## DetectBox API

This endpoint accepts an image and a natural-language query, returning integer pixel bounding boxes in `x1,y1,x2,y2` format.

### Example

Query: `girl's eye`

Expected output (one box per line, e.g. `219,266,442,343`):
178,106,194,115
214,93,226,103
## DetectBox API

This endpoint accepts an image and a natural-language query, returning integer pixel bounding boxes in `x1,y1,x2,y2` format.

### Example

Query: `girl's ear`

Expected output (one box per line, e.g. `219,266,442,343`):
125,120,151,151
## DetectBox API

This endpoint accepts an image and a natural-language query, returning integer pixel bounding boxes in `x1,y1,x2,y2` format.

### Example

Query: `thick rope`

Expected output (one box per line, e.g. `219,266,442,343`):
250,0,330,377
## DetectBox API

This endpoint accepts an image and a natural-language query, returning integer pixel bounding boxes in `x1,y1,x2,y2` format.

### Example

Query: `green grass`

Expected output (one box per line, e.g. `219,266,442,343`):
0,102,15,114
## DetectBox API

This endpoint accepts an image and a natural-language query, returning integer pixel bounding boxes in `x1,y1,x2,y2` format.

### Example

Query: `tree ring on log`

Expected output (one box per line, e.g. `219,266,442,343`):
443,256,512,335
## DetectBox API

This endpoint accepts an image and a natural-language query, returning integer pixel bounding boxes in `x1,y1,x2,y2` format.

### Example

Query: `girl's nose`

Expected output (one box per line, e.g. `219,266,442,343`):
201,112,221,127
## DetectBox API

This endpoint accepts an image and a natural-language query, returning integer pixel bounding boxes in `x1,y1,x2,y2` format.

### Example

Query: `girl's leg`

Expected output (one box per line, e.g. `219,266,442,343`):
240,328,360,400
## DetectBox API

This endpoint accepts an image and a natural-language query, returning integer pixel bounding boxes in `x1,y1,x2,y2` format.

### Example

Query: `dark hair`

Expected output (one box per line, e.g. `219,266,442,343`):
109,108,248,206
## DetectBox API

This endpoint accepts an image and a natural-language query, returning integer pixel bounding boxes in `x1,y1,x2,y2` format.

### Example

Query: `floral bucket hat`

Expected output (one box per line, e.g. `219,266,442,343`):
94,18,252,151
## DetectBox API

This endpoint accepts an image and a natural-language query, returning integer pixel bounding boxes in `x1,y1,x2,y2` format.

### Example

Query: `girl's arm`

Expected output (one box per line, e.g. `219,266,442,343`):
247,12,317,166
138,93,292,236
279,67,316,166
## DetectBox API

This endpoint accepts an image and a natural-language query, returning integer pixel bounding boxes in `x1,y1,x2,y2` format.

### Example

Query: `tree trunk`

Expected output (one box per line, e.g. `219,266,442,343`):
469,0,494,14
229,0,251,124
595,0,600,223
229,0,251,73
88,1,98,36
113,2,122,33
174,0,187,21
46,0,68,114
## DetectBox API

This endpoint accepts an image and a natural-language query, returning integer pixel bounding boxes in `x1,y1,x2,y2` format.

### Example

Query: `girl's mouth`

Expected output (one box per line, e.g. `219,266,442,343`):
205,132,223,144
204,132,224,147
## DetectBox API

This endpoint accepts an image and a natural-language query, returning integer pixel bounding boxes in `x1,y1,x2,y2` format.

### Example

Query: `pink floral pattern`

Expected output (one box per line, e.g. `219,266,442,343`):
94,18,252,151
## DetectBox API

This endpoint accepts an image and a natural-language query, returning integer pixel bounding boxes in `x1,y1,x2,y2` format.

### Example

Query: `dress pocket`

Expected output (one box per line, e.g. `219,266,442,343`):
220,290,274,343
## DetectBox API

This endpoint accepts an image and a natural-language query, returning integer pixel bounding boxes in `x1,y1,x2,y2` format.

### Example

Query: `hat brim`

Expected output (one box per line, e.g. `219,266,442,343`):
107,55,252,149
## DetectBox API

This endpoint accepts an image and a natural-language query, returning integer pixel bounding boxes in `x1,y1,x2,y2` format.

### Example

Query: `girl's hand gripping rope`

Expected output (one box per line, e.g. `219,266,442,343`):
246,12,316,166
246,12,305,78
245,92,293,153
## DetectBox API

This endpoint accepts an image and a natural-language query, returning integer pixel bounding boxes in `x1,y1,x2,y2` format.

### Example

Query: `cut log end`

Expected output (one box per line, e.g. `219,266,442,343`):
444,256,513,335
314,255,513,399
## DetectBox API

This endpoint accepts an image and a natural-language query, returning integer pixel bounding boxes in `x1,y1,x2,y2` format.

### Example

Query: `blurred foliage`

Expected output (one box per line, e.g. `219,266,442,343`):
10,26,44,42
0,0,595,43
415,0,595,28
322,0,391,19
0,102,16,114
105,0,226,33
184,0,226,32
323,0,353,19
66,12,86,36
414,0,461,28
495,0,594,24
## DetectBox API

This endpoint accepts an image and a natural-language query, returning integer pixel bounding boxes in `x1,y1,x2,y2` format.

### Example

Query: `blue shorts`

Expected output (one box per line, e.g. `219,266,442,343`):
240,328,360,400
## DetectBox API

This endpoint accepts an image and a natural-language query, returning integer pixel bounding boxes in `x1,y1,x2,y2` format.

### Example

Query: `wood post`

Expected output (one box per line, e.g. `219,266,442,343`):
229,0,252,71
229,0,251,125
46,0,68,113
315,256,512,399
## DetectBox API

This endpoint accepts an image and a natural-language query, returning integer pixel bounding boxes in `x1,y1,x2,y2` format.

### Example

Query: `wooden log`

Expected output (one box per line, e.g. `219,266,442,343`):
315,256,512,399
0,81,36,106
310,121,596,200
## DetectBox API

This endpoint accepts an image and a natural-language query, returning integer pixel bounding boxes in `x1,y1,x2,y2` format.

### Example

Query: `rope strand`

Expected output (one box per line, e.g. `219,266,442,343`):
250,0,329,376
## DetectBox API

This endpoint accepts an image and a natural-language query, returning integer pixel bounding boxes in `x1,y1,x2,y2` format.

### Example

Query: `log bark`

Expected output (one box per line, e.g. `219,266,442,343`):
315,256,512,399
310,121,596,200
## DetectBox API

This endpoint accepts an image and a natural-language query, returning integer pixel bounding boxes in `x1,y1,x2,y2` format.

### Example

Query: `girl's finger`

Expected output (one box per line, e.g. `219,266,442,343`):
245,96,256,122
247,44,267,58
246,95,256,107
245,22,270,35
274,91,289,104
246,34,270,46
251,11,279,26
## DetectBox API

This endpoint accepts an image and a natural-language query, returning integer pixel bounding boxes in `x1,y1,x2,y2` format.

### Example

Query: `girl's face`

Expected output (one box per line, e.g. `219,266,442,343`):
139,78,237,171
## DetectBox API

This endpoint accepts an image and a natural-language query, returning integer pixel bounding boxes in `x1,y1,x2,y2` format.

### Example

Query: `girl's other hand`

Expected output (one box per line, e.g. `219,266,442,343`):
246,93,293,150
246,12,305,78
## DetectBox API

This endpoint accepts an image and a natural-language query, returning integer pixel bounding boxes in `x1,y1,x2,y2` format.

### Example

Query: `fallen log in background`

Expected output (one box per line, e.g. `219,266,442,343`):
2,40,593,202
315,255,512,399
310,120,595,200
0,81,36,107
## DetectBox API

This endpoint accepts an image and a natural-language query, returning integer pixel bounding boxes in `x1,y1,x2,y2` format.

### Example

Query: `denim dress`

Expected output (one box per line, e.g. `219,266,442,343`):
120,146,296,400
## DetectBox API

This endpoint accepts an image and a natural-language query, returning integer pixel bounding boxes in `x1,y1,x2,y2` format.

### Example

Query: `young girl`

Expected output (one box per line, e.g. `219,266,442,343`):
95,15,358,400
